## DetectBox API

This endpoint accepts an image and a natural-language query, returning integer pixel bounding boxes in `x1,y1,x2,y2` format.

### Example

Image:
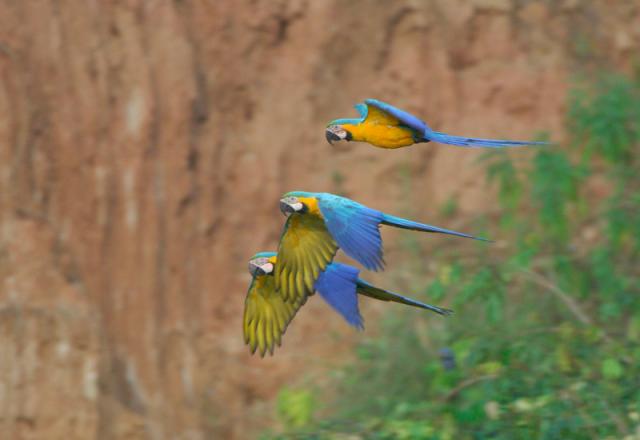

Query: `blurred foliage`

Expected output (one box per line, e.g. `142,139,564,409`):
276,388,316,429
265,73,640,439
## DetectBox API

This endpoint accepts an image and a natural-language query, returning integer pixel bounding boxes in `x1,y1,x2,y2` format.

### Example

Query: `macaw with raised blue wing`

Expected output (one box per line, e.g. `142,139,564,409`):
275,191,489,304
244,251,452,356
326,98,548,149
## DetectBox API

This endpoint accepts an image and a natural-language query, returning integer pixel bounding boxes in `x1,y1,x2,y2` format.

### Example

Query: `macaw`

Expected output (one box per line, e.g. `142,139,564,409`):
244,252,452,356
325,98,548,149
276,191,489,304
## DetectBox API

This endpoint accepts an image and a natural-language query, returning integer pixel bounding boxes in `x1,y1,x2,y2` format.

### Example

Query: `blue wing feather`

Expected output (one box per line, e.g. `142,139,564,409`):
354,103,368,119
314,263,363,329
317,194,385,271
364,99,430,134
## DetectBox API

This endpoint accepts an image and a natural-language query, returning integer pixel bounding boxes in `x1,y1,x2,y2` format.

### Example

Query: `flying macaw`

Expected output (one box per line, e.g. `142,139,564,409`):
276,191,489,304
244,252,452,356
325,98,548,149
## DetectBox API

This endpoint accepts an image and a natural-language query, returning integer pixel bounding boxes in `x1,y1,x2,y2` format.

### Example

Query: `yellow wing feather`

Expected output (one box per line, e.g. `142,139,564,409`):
363,103,400,126
243,274,304,357
275,212,338,304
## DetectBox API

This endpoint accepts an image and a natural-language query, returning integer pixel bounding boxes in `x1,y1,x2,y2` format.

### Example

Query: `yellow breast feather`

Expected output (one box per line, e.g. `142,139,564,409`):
344,123,416,149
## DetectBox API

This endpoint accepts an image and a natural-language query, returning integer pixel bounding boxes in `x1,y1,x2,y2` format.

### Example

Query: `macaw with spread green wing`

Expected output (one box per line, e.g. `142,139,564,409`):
275,191,490,304
325,98,548,149
244,252,452,356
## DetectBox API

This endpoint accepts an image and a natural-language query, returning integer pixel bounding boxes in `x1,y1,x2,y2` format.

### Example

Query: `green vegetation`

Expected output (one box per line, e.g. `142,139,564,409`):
267,73,640,439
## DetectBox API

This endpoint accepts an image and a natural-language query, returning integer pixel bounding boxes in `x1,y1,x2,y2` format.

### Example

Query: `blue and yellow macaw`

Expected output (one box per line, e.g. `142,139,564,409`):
275,191,489,303
326,98,548,149
244,252,452,356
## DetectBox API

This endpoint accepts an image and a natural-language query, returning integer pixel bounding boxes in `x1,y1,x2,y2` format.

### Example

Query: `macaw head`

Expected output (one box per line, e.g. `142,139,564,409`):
325,124,353,145
248,252,277,277
279,191,314,216
325,103,367,145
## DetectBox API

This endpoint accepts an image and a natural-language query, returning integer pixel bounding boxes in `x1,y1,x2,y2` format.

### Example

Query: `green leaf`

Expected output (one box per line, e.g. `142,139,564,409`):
276,388,315,429
601,358,624,380
628,315,640,342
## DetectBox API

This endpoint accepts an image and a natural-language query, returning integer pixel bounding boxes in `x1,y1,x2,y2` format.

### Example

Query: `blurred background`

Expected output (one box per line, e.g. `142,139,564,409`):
1,1,639,439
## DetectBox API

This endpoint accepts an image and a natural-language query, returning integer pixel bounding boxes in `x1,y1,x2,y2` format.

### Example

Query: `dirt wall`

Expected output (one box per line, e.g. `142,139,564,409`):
0,1,638,438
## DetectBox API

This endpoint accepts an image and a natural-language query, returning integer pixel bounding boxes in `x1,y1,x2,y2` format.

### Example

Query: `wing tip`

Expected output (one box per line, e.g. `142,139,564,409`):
363,258,385,272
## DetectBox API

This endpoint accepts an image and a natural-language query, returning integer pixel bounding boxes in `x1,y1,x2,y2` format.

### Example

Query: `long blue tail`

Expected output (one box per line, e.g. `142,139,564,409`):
381,214,491,242
425,130,549,148
356,279,453,316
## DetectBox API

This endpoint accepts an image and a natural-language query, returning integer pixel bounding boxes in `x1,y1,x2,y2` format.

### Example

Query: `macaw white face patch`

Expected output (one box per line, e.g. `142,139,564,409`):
248,257,274,275
289,202,304,212
326,125,348,141
259,262,274,274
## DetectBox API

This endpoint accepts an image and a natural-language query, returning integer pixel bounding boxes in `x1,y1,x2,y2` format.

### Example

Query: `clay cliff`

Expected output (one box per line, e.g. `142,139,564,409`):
0,0,638,438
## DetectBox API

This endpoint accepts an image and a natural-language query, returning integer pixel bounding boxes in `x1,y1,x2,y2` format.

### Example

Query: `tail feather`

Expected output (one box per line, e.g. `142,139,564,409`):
356,280,452,316
381,213,491,242
425,130,549,148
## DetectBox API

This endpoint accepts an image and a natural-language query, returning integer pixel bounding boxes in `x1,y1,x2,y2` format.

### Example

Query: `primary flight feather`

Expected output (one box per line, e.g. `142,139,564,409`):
244,252,452,357
326,98,549,149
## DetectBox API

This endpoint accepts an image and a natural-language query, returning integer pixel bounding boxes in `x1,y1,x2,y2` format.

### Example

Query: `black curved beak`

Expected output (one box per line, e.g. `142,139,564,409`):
326,129,341,145
248,263,265,277
279,200,295,216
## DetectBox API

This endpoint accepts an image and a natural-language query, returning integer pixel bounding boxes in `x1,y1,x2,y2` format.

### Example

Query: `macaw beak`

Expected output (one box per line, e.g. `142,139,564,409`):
325,129,342,145
248,261,263,276
325,126,352,145
279,200,294,215
279,199,303,216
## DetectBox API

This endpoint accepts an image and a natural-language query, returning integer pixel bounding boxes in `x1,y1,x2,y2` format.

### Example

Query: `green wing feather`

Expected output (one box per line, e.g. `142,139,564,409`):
243,275,305,357
275,213,338,304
